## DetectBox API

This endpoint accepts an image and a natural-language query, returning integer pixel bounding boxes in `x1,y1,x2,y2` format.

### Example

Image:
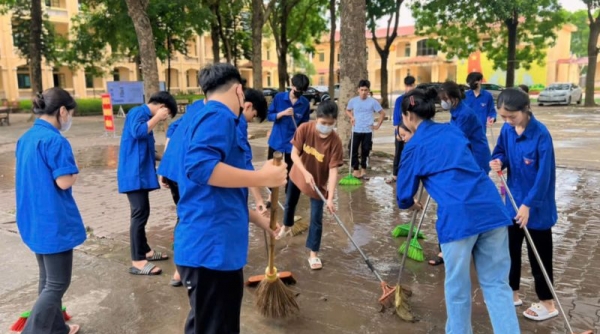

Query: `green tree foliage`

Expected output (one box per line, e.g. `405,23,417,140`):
568,9,591,57
412,0,566,87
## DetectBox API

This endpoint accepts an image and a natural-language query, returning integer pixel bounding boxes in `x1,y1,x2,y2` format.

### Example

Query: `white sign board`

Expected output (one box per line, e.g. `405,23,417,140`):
107,81,145,105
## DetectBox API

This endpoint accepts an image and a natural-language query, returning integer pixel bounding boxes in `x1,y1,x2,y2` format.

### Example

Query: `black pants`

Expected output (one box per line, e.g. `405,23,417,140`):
268,147,293,192
23,250,73,334
164,177,180,205
392,138,405,177
126,190,152,261
177,266,244,334
508,224,554,300
350,132,372,170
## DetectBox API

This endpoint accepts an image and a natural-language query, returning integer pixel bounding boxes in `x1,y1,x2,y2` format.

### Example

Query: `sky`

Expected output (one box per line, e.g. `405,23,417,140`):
383,0,588,27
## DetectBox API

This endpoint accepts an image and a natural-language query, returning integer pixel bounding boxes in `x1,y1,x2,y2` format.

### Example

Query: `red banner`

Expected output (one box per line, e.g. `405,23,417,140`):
101,93,115,132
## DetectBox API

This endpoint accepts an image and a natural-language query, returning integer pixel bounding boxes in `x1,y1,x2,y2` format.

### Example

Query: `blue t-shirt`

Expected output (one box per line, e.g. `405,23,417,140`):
174,101,250,270
158,100,205,182
465,89,497,129
238,116,254,170
491,115,557,230
396,120,511,244
166,117,183,139
267,91,311,153
450,102,491,173
393,95,404,127
347,96,383,133
15,119,86,254
117,104,160,193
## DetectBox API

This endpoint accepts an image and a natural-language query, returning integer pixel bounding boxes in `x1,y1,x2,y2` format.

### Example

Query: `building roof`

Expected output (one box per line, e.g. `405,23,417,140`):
395,56,450,65
238,60,278,68
556,57,588,65
324,26,416,43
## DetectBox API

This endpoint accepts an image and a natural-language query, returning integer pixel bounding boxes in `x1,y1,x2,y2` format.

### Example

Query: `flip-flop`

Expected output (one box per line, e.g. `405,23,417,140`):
169,278,183,287
514,299,523,306
129,262,162,276
523,302,559,321
68,324,80,334
146,251,169,261
428,256,444,266
385,177,396,184
308,257,323,270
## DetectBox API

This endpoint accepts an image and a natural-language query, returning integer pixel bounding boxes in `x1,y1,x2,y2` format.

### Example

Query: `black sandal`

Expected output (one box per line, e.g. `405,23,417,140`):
146,251,169,261
129,262,162,275
428,256,444,266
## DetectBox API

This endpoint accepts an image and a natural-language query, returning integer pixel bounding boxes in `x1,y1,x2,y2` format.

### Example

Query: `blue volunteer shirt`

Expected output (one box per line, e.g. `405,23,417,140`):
157,100,205,182
450,102,491,173
238,116,254,170
347,96,383,133
174,101,250,270
465,89,497,129
267,91,311,153
15,119,86,254
117,104,160,193
396,120,511,244
491,114,557,230
393,95,404,127
166,117,183,139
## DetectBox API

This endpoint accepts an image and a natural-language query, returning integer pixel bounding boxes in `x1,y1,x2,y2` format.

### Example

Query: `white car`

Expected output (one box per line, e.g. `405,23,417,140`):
538,83,583,106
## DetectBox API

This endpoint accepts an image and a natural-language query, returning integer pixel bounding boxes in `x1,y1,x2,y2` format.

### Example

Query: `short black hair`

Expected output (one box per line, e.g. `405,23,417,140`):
439,80,465,101
148,91,177,118
198,63,243,96
497,88,531,114
33,87,76,116
358,79,370,89
518,84,529,94
291,74,309,91
466,72,483,84
404,75,416,86
244,88,267,122
401,87,437,120
398,123,411,133
241,78,247,90
316,100,338,119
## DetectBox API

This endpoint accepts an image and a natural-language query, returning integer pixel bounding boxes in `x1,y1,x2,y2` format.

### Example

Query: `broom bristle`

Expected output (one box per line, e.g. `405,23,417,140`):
339,175,362,186
62,306,71,321
291,220,309,236
10,311,30,332
394,285,416,322
255,278,299,318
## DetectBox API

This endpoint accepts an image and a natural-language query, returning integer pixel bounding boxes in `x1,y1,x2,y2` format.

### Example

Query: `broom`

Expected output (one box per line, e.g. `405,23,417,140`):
255,151,299,318
394,184,425,322
398,195,431,262
314,187,396,307
264,188,308,236
498,171,594,334
339,132,362,186
10,306,71,332
391,184,426,238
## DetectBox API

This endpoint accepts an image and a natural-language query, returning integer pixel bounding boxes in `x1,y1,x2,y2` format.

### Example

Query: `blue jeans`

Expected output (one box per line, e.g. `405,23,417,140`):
440,227,520,334
283,181,324,252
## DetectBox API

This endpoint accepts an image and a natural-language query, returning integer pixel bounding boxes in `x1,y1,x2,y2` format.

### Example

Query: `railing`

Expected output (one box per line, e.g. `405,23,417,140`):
47,7,68,18
185,56,199,62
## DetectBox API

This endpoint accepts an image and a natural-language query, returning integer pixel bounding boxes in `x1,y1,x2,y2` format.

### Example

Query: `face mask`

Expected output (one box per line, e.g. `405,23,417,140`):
316,123,334,135
469,82,479,90
441,100,451,110
293,90,303,98
60,113,72,132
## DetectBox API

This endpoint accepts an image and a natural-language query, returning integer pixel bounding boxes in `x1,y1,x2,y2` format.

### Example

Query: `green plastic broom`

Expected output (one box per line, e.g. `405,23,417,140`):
398,195,431,262
339,132,362,186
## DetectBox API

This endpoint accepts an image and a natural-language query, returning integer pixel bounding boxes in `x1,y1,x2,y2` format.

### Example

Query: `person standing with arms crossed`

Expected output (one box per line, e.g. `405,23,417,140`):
387,75,415,184
267,74,311,187
346,79,385,180
117,91,178,276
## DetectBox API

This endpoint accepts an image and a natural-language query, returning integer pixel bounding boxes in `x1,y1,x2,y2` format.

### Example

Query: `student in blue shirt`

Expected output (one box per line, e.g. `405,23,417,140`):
387,75,415,184
490,88,559,322
267,73,311,189
117,91,177,276
174,63,287,334
345,79,385,179
15,88,84,334
465,72,497,130
396,88,519,334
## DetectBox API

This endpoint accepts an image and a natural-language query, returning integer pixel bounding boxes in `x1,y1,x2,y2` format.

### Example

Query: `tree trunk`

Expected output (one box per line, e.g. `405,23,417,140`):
276,10,289,91
125,0,159,99
328,0,336,97
210,3,220,63
505,13,518,88
29,0,43,94
251,0,264,90
339,0,367,147
585,22,600,106
215,4,233,63
379,51,389,108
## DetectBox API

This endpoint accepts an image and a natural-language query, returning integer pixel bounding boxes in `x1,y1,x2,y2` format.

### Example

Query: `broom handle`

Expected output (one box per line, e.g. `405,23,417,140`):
348,131,354,175
267,152,284,274
314,187,385,283
397,183,425,286
265,188,286,211
412,195,431,241
498,171,574,334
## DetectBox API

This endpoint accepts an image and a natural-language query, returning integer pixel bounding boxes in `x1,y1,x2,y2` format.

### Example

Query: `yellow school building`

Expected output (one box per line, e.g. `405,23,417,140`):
312,24,580,91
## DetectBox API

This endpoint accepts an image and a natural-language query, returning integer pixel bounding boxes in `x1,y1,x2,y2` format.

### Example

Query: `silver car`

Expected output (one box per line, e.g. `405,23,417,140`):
538,83,583,106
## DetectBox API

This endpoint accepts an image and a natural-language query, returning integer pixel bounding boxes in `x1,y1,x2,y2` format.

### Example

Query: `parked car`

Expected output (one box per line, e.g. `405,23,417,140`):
537,83,583,106
286,86,324,104
480,83,505,100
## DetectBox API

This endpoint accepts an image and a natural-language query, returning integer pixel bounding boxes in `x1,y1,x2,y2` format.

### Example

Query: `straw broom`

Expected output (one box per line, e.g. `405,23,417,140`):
255,152,299,318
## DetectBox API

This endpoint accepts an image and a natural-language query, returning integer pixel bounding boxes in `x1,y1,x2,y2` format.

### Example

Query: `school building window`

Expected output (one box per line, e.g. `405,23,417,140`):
416,39,437,56
45,0,60,7
85,72,94,88
318,76,325,85
318,52,325,62
53,73,65,87
113,69,120,81
17,73,31,89
337,53,340,62
267,49,271,60
405,43,411,57
267,73,271,87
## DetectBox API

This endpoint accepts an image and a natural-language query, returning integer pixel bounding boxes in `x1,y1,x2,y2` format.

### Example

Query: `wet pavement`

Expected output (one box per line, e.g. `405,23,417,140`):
0,106,599,333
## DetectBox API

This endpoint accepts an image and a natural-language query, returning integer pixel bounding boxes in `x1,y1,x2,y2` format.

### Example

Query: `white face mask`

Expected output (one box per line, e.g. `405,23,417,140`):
60,113,73,132
441,100,451,110
316,123,334,135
